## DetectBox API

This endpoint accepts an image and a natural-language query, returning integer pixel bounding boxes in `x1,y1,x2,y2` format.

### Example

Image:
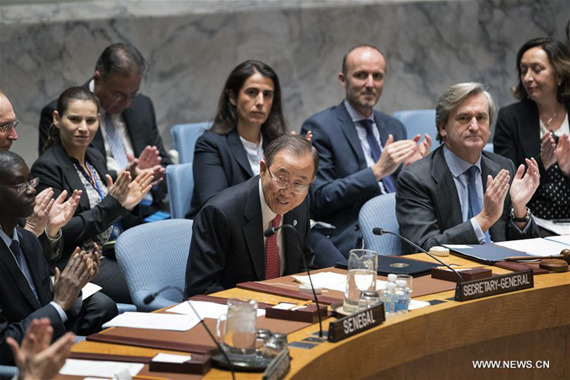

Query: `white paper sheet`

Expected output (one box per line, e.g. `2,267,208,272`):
533,216,570,236
102,312,199,331
167,300,265,318
152,353,192,363
545,235,570,245
293,272,388,293
408,300,431,310
495,237,569,257
81,282,102,300
59,359,144,378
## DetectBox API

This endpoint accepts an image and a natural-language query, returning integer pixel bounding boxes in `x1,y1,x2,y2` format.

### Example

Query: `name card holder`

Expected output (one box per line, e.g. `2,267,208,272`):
454,269,534,302
327,303,385,343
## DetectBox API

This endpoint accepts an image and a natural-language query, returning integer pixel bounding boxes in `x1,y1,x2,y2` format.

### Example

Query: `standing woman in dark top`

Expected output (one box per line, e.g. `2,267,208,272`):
494,38,570,222
187,60,289,218
31,87,153,303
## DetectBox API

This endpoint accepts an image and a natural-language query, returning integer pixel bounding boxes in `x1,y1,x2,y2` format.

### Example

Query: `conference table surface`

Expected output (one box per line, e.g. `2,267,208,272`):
71,253,570,379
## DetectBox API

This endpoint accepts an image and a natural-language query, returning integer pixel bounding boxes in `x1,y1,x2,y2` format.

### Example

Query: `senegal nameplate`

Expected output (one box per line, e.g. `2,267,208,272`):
454,269,533,302
328,303,385,343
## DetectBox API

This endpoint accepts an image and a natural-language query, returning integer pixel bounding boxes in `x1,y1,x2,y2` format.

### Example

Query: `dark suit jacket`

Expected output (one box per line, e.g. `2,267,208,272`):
396,146,540,251
300,102,407,256
185,176,313,296
494,99,570,214
0,227,69,364
38,82,172,204
30,145,140,269
188,129,269,218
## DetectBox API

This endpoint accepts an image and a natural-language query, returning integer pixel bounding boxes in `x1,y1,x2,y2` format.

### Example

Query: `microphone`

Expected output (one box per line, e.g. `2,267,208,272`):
144,287,235,380
264,223,324,338
372,228,464,282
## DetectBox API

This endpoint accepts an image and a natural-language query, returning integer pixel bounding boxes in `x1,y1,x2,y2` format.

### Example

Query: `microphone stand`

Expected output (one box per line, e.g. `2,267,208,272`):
264,224,324,338
144,287,236,380
372,228,464,282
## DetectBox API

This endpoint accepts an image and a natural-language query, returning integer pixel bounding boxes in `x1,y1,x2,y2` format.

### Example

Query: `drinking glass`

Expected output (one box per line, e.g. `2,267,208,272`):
216,298,258,355
344,249,378,313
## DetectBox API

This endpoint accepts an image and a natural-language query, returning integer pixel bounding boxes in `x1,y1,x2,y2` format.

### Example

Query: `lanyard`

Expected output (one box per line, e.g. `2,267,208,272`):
76,161,105,200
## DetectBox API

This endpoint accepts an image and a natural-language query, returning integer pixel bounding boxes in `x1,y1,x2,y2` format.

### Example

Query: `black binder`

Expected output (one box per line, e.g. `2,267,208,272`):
335,255,439,277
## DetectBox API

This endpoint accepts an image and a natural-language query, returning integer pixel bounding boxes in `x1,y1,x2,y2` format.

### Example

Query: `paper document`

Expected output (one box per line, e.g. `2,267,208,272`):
293,272,387,293
533,216,570,236
408,300,430,310
153,353,192,363
102,312,199,331
495,237,569,257
167,300,265,318
59,359,143,378
545,235,570,245
81,282,102,300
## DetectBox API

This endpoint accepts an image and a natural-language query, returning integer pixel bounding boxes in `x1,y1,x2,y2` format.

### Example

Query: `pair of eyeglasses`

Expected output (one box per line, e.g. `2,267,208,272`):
0,121,18,133
267,167,309,194
0,177,39,193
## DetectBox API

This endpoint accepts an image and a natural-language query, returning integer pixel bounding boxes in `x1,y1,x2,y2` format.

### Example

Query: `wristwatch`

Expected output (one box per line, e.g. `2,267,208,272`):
510,207,531,222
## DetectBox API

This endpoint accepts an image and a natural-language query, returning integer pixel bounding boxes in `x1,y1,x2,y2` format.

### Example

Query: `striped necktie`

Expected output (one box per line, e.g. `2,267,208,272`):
265,214,282,279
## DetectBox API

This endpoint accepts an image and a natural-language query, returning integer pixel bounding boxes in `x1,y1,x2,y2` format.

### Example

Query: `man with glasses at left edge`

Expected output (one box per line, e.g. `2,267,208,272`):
38,43,171,216
185,135,317,296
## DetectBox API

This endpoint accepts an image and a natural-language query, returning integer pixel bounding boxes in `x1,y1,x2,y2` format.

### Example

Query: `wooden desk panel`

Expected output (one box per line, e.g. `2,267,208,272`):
70,254,569,379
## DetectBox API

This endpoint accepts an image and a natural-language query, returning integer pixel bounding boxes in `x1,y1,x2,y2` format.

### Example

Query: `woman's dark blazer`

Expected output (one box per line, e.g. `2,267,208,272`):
30,144,140,269
494,98,570,187
187,128,269,218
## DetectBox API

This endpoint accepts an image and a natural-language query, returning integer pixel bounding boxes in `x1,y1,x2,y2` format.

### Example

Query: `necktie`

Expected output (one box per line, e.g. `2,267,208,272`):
105,114,129,169
360,119,396,193
265,214,282,279
466,166,491,243
10,240,39,301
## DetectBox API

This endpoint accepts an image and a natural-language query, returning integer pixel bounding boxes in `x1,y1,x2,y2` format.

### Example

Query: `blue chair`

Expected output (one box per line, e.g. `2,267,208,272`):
0,365,17,380
115,219,194,311
166,163,194,219
358,193,402,256
393,109,438,151
484,143,493,152
170,122,211,164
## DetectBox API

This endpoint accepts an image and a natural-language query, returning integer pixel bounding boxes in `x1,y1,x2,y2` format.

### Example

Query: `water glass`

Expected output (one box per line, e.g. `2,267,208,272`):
216,299,258,355
344,249,378,313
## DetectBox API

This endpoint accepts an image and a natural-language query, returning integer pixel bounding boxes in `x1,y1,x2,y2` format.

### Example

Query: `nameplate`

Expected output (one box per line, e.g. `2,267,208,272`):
327,303,385,343
454,269,533,302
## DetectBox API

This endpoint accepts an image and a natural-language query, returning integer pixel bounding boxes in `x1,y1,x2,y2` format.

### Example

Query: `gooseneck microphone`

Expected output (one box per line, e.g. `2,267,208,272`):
264,224,324,338
144,287,235,380
372,228,464,282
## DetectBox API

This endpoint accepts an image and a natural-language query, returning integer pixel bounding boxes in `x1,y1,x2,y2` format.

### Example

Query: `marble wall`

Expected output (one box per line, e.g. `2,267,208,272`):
1,0,568,165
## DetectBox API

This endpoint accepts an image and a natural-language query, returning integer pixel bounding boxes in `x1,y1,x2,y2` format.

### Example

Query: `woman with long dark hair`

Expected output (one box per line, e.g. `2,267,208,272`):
187,60,289,217
31,87,153,303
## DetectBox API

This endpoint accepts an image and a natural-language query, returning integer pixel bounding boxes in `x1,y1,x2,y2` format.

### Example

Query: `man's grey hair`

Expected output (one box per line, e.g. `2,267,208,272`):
435,82,495,142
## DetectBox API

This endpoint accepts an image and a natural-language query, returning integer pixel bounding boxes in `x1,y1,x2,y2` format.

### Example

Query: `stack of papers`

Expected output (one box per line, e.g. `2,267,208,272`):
59,359,144,378
102,312,200,331
167,300,266,318
495,237,569,257
292,272,388,292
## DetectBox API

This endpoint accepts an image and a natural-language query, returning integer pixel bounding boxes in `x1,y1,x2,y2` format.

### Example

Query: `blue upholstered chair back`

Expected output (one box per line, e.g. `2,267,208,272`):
359,193,402,256
115,219,194,311
0,365,17,380
170,122,210,164
393,109,438,151
166,163,194,219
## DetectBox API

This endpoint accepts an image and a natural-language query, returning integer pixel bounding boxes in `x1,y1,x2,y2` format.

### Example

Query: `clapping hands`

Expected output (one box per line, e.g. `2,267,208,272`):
106,171,154,211
126,145,165,185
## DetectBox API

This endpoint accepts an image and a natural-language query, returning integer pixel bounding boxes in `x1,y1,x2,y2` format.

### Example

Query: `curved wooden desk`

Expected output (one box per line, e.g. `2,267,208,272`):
72,254,569,379
280,255,569,379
